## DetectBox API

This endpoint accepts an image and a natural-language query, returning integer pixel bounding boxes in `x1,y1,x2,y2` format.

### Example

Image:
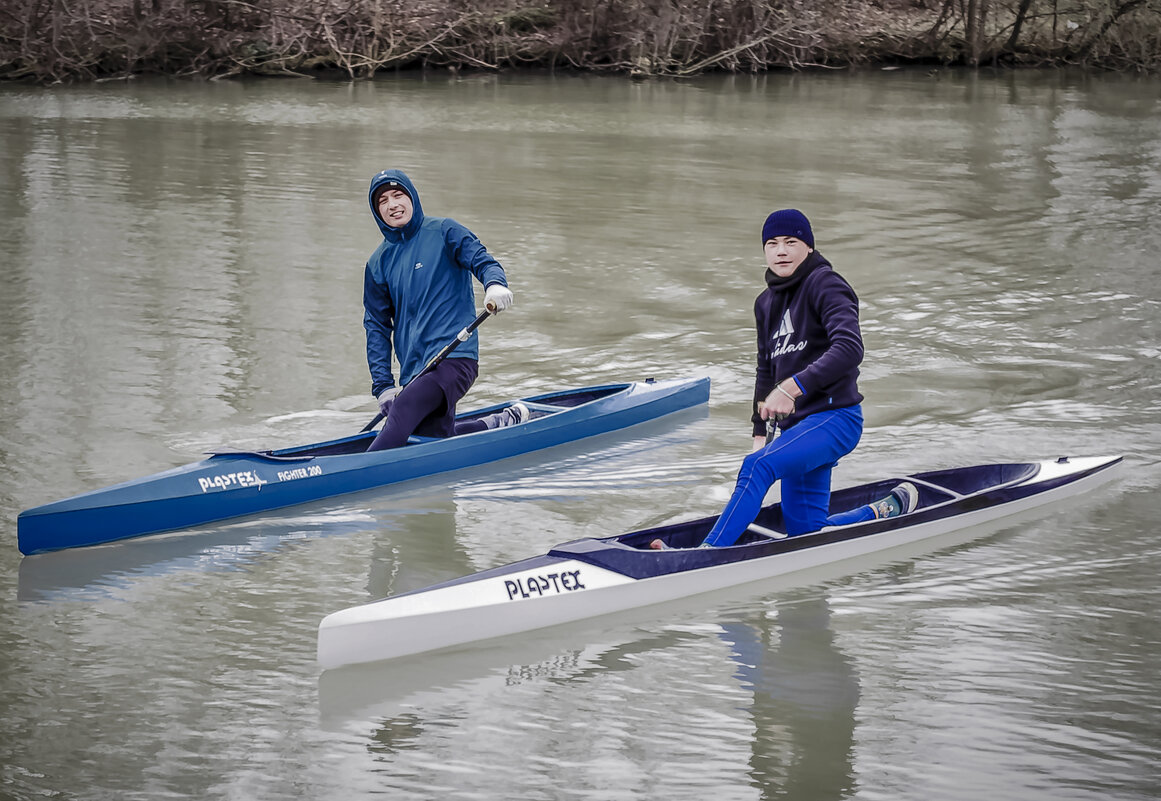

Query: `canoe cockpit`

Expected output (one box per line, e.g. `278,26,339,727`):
545,462,1046,580
224,384,636,460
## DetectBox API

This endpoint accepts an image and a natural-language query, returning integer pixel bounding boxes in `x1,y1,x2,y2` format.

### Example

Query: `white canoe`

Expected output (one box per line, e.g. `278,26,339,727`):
318,455,1122,669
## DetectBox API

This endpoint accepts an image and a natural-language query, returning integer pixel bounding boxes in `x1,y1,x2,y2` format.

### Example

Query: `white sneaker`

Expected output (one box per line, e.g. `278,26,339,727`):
508,402,530,425
486,402,529,429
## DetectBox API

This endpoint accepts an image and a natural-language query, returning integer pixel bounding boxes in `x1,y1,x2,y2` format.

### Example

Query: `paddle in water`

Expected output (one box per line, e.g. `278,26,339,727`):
360,309,493,433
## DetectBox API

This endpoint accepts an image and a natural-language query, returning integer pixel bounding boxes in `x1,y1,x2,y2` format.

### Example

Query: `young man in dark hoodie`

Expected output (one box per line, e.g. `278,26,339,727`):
673,209,916,548
363,169,526,452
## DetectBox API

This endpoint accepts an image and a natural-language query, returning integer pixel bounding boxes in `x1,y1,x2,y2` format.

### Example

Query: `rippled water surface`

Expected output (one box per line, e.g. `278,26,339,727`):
2,70,1160,800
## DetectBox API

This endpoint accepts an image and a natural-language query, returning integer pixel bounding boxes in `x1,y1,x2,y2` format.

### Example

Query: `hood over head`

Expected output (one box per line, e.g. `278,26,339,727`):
369,169,424,239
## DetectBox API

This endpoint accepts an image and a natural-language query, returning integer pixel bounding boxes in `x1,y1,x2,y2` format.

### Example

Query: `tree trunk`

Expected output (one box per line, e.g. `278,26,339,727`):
1005,0,1034,53
1075,0,1149,60
964,0,981,65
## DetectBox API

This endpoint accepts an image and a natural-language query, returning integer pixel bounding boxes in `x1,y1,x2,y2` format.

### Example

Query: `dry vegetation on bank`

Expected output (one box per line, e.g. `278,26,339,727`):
3,0,1160,82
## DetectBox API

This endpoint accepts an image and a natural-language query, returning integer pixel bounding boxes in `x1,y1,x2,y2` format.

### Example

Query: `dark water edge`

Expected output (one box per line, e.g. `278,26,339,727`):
3,0,1160,84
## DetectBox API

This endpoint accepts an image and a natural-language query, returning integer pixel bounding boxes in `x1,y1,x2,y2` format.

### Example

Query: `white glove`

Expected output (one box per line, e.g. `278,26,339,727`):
377,387,399,416
484,283,514,313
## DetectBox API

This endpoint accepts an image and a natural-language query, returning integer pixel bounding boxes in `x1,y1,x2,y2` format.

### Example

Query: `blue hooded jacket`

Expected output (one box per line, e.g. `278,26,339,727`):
363,169,508,397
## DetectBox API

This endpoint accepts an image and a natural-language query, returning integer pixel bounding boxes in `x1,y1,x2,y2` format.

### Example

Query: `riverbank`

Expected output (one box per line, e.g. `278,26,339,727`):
3,0,1159,83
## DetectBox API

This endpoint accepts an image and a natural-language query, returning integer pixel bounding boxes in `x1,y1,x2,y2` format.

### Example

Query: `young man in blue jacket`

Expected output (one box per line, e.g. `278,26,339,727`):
655,209,916,548
363,169,526,451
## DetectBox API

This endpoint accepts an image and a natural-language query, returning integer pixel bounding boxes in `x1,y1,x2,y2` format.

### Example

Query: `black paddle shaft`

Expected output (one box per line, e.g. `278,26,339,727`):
360,310,493,433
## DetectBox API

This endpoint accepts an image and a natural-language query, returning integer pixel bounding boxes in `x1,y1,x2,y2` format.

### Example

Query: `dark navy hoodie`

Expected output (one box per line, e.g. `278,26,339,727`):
752,250,864,436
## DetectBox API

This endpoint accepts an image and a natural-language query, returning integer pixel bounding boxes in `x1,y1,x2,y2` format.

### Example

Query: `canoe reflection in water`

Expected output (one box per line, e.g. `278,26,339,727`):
321,594,857,800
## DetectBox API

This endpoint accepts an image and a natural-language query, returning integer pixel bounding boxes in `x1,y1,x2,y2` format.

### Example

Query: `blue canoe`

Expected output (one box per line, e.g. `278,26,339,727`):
18,376,711,555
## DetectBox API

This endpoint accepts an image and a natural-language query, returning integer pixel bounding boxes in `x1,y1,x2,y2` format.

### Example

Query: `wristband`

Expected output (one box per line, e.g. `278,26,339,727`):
776,385,796,402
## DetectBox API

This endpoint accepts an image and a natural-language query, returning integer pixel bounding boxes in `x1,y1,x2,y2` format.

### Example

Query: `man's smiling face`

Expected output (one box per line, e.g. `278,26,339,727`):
378,189,413,228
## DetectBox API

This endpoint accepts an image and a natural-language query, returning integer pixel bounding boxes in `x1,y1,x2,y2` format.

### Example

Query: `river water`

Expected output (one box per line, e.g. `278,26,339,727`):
1,69,1159,800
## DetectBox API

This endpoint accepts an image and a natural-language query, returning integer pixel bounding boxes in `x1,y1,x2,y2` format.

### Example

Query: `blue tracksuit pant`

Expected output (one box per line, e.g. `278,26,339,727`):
703,405,872,546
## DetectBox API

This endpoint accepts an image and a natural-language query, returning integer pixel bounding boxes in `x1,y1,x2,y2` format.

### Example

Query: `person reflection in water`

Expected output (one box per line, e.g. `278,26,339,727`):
654,209,915,549
362,169,527,452
719,597,858,799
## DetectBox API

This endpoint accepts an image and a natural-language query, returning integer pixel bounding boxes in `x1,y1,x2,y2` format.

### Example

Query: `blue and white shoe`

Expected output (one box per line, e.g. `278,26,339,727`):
892,482,919,514
485,402,529,429
872,481,919,519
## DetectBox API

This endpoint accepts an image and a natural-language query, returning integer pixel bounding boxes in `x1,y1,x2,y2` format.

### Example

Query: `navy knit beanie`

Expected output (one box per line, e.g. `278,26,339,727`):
761,209,814,249
373,179,411,205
